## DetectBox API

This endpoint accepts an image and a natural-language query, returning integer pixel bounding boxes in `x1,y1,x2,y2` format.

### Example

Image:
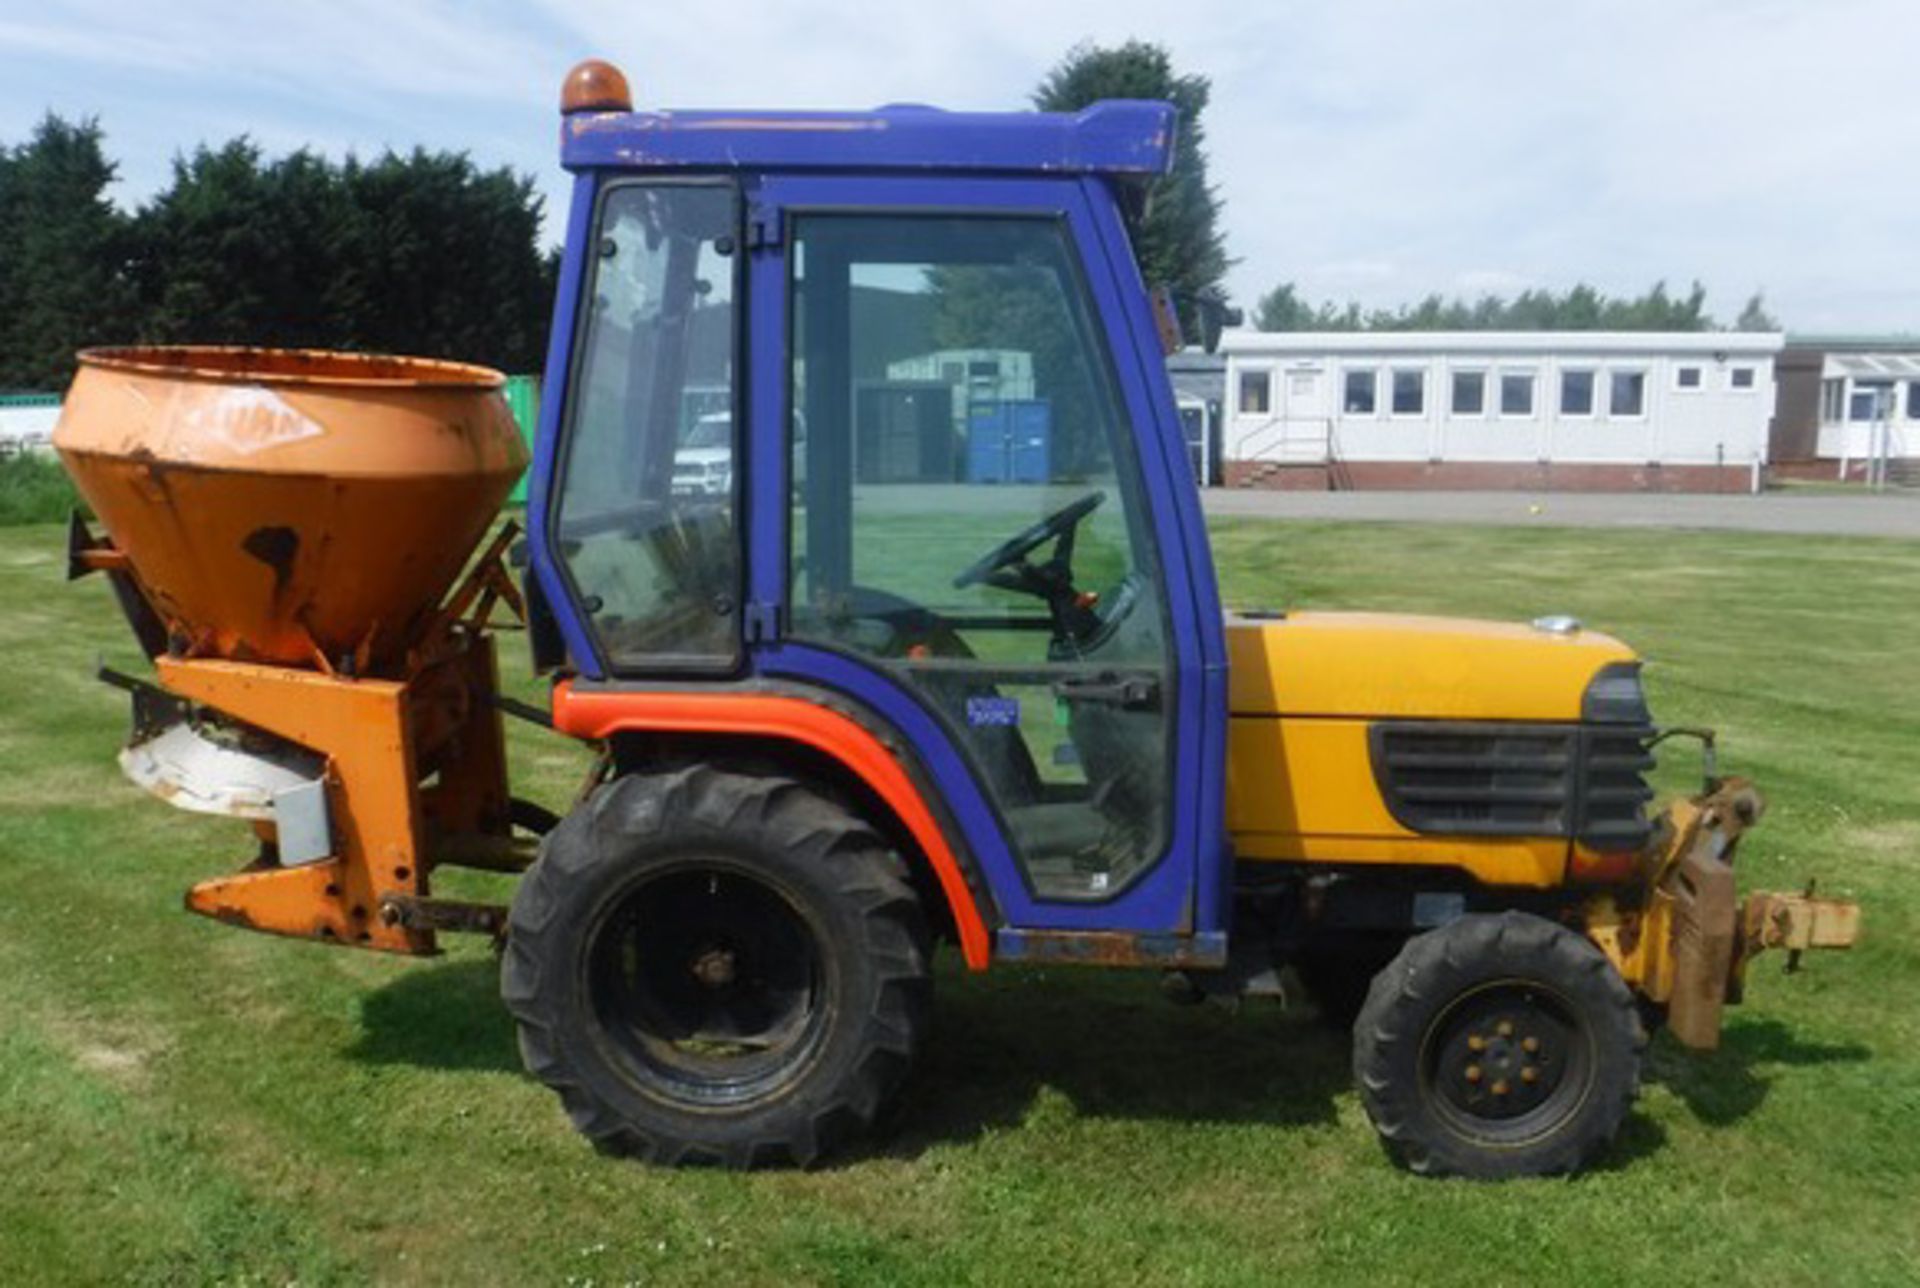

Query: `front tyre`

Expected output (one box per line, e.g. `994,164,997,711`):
1353,911,1644,1178
502,767,931,1168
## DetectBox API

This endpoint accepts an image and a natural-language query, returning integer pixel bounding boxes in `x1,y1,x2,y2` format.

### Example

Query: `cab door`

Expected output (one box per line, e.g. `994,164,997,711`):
744,174,1227,939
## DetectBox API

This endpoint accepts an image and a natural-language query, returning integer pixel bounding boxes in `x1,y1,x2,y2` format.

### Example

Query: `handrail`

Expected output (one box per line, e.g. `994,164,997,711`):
1230,415,1334,465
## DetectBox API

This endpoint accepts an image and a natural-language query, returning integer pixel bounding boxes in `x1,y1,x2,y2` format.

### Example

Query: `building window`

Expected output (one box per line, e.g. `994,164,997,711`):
1609,370,1646,417
1344,368,1378,415
1238,368,1271,415
1909,381,1920,420
1851,381,1894,421
1729,366,1756,390
1820,378,1845,423
1559,369,1595,416
1500,371,1535,417
1676,365,1702,390
1391,368,1425,415
1451,370,1485,415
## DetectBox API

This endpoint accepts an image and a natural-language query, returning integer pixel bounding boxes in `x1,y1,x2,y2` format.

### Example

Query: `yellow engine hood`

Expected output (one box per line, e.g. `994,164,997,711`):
1225,611,1637,722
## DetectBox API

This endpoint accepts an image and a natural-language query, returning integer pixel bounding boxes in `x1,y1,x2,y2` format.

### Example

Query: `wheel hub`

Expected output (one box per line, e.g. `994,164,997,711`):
690,944,739,988
586,864,826,1106
1425,985,1584,1134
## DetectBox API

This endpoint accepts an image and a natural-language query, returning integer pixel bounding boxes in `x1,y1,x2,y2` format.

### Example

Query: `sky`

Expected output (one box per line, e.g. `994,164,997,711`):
2,0,1915,333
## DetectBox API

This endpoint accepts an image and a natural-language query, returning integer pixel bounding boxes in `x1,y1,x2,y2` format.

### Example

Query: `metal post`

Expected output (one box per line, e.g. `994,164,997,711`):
1873,391,1891,491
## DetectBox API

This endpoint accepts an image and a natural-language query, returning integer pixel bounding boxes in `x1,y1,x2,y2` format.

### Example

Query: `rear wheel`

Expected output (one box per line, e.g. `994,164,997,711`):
1353,911,1643,1178
502,766,931,1167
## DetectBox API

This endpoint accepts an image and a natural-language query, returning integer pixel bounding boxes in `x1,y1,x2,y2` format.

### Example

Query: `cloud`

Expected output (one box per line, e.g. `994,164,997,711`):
3,0,1916,330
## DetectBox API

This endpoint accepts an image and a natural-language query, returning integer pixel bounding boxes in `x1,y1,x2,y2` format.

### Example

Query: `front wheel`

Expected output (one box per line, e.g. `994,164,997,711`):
1352,911,1644,1178
502,767,931,1168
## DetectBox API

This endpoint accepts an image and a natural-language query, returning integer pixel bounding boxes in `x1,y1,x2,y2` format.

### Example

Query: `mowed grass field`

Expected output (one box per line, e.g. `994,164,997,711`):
2,514,1918,1286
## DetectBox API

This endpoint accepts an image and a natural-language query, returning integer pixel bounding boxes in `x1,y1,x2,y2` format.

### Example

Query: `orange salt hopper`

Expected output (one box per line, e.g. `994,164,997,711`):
57,345,532,954
55,345,527,674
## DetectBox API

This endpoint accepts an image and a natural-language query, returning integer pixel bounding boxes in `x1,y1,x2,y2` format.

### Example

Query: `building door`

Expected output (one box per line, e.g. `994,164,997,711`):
1277,364,1331,461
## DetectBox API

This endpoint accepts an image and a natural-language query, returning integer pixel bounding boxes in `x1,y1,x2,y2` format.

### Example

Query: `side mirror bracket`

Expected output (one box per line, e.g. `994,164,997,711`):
1150,286,1243,354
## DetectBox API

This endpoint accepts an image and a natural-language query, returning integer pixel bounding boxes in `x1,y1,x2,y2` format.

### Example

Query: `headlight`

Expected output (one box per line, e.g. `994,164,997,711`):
1582,661,1651,725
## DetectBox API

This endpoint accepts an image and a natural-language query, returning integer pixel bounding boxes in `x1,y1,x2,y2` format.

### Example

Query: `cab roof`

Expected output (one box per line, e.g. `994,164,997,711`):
560,101,1177,178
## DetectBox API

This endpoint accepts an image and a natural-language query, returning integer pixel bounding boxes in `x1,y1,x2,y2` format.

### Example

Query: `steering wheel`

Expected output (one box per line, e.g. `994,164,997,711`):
952,491,1106,590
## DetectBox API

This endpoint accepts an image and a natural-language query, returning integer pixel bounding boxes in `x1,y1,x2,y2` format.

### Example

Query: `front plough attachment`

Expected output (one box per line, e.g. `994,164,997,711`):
1587,778,1861,1050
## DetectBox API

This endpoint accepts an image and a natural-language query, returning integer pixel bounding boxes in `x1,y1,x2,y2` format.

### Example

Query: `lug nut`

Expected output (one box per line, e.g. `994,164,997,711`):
690,947,737,988
1496,1020,1514,1038
1465,1064,1482,1083
1521,1035,1540,1054
1467,1035,1486,1052
1521,1067,1539,1084
1492,1079,1510,1096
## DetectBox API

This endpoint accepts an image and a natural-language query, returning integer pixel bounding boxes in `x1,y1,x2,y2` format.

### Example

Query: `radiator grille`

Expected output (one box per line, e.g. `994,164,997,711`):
1372,722,1655,850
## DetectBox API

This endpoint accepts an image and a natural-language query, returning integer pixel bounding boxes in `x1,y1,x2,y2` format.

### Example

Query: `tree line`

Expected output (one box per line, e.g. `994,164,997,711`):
1,42,1785,395
1254,279,1779,334
0,42,1226,394
1035,40,1232,344
0,115,556,392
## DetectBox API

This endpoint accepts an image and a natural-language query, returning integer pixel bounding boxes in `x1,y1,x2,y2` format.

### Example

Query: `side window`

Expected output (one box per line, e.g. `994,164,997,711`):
1344,368,1377,414
1560,369,1595,416
1451,370,1485,415
553,183,740,669
1501,371,1536,417
1238,368,1272,414
1391,368,1424,415
1608,369,1647,418
787,212,1173,900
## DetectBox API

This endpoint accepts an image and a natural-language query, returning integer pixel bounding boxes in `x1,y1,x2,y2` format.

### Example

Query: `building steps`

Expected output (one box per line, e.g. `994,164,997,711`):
1227,460,1336,491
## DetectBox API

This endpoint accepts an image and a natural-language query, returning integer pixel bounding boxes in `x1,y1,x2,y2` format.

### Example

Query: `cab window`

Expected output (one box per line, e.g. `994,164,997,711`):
552,181,740,670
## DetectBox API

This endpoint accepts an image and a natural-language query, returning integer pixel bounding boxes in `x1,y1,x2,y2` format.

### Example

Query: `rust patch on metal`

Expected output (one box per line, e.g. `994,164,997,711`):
1666,842,1740,1049
378,894,507,941
1589,777,1862,1052
241,525,299,595
995,928,1228,970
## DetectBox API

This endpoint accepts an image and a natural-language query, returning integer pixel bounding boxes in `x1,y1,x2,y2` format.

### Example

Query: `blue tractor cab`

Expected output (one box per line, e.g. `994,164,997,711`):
526,66,1231,956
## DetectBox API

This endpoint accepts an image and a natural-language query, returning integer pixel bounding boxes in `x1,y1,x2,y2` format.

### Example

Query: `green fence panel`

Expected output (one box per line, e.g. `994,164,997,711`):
503,375,540,505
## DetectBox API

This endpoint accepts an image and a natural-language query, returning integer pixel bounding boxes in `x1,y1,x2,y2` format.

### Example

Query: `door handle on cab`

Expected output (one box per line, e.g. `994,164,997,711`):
1052,672,1160,709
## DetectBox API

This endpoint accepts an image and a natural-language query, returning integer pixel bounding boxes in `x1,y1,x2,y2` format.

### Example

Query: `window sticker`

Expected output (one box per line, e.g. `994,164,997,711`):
965,696,1022,728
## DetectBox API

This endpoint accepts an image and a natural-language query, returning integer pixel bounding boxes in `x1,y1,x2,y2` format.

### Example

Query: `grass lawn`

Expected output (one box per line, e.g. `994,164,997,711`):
2,515,1917,1286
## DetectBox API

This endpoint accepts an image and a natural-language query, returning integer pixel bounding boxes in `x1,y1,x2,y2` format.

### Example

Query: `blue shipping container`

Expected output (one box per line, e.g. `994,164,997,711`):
966,399,1052,484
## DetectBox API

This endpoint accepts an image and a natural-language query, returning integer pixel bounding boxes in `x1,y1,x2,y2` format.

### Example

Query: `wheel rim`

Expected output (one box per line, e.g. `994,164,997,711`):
585,863,830,1108
1419,978,1594,1146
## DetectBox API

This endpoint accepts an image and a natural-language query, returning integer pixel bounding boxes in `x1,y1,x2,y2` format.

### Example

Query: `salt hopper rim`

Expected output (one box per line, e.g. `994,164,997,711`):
75,345,507,391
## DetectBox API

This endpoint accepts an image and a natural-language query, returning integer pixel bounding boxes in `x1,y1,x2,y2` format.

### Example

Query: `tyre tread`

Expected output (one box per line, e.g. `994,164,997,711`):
1351,910,1644,1179
501,766,931,1170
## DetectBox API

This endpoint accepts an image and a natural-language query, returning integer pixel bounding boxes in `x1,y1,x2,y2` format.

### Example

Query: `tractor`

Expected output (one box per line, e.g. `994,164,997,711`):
59,60,1857,1179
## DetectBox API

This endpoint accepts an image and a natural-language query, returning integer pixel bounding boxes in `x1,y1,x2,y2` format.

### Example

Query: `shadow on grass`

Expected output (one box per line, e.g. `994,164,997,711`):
871,964,1350,1159
346,957,1846,1168
347,954,1352,1153
1647,1017,1871,1127
348,955,520,1073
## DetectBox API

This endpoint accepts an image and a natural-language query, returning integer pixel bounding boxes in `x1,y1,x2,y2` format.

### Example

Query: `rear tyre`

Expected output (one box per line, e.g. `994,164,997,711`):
1352,911,1644,1178
502,766,931,1168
